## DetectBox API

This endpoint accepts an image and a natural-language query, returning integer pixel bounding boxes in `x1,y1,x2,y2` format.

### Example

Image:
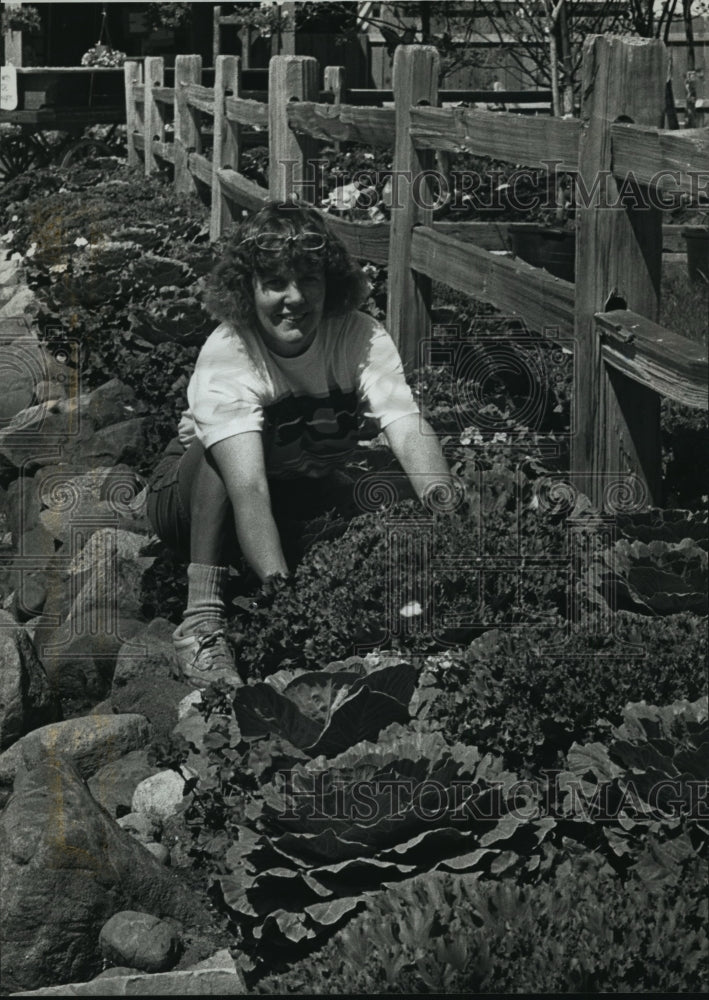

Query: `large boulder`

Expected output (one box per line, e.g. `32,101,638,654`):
0,610,61,751
0,713,150,806
0,756,213,994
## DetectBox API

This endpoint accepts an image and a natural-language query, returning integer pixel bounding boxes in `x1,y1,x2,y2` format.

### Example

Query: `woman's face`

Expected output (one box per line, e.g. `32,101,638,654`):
252,266,326,357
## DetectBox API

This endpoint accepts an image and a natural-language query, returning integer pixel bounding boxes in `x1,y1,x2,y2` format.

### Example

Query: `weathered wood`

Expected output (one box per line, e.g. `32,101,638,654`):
268,56,319,202
212,5,222,66
323,66,345,154
132,84,145,101
345,88,553,106
211,56,242,241
217,167,270,213
133,132,145,150
4,4,23,66
610,122,709,197
153,139,175,163
184,82,216,116
174,55,202,195
387,46,439,372
574,35,666,510
325,218,390,265
188,151,212,186
409,105,580,171
662,223,693,251
151,86,175,104
225,95,268,127
143,57,165,177
411,227,575,337
123,61,142,169
287,102,395,148
431,221,510,250
596,310,708,409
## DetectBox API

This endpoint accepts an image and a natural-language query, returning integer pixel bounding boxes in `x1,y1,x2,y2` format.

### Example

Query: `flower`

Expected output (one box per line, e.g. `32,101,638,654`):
81,45,126,68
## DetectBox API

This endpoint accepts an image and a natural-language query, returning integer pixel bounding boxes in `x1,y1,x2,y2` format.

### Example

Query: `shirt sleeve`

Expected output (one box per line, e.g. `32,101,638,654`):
351,315,420,430
186,330,266,449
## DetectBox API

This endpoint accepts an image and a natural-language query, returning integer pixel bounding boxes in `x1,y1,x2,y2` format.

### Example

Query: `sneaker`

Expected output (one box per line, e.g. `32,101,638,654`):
172,625,243,689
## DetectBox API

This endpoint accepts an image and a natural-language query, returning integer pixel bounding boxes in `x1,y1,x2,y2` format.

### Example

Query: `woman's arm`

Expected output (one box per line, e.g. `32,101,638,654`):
383,413,456,506
210,432,290,582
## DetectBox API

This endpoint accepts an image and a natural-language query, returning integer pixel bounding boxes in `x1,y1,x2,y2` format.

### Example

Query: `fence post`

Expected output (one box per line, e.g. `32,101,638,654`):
212,5,221,65
211,55,242,241
268,55,319,202
143,57,165,177
573,35,666,510
387,45,439,373
174,54,203,196
324,65,345,154
123,60,143,169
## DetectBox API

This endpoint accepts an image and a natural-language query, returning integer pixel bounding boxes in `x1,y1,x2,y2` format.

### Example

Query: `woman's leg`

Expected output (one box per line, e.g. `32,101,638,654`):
172,439,238,636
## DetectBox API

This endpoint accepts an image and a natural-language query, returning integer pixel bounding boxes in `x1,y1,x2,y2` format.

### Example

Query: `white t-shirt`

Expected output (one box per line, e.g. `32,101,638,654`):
177,310,419,479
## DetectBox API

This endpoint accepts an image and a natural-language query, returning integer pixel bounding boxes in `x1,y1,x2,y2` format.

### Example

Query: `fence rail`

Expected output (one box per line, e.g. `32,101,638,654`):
123,39,708,510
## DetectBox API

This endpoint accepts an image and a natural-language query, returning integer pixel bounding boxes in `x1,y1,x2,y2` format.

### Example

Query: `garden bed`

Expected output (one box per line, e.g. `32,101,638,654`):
2,155,707,994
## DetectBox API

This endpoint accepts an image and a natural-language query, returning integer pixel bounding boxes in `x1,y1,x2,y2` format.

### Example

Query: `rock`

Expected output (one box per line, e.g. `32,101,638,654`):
5,476,40,542
36,465,149,546
8,961,246,994
88,750,160,819
112,618,177,689
99,911,181,973
0,380,148,473
0,610,61,751
131,770,192,823
0,284,37,319
0,714,151,805
143,842,170,866
110,677,191,743
177,691,202,721
0,756,213,994
33,528,155,700
91,967,142,979
0,340,43,423
0,258,21,286
117,812,161,844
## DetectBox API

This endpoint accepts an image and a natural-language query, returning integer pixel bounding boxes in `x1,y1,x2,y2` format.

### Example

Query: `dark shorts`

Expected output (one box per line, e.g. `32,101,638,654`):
146,437,362,565
146,437,192,560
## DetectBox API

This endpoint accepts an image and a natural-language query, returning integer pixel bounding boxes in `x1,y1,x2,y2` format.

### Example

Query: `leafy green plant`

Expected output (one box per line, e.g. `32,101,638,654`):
559,694,708,882
258,851,708,995
216,724,551,969
234,657,418,757
423,612,707,775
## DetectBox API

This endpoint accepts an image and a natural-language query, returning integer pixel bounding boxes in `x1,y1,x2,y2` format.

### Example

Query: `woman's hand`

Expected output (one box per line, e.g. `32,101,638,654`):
383,413,461,510
210,433,290,582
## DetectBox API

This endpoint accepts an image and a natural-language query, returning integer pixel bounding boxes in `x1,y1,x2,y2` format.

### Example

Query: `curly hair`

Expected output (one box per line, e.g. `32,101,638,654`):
204,202,370,332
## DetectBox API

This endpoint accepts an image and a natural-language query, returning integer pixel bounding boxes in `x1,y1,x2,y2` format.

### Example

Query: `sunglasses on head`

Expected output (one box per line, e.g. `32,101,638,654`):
245,231,327,252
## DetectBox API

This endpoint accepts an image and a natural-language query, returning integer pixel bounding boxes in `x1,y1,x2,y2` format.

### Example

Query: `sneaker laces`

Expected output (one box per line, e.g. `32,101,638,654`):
189,629,235,674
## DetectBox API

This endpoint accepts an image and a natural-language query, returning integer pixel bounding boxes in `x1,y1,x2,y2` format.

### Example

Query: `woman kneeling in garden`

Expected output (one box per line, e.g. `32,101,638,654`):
147,201,453,688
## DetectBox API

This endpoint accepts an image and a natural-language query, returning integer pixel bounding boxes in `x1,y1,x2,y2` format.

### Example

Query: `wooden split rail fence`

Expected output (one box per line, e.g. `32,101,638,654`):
123,38,708,510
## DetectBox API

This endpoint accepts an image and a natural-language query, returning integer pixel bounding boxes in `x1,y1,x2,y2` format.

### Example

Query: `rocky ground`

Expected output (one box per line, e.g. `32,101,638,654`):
0,247,241,994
